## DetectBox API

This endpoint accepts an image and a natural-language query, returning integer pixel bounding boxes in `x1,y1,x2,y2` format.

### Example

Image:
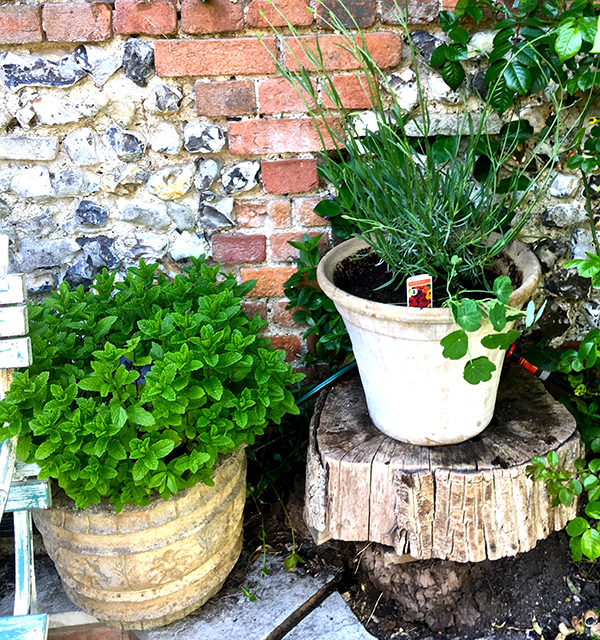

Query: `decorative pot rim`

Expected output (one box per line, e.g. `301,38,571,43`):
316,236,541,325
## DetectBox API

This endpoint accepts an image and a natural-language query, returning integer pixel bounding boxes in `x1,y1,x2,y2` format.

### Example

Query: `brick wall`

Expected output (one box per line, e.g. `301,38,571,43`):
0,0,595,361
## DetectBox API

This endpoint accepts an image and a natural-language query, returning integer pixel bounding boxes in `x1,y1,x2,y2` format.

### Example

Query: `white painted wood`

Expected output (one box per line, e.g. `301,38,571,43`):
13,462,42,481
0,235,8,277
13,511,36,616
6,482,51,512
0,275,26,306
0,306,28,338
0,338,32,369
0,437,16,518
0,614,47,640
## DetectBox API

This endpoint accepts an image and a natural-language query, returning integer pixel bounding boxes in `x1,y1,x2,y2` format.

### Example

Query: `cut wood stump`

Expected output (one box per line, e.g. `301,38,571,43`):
304,363,583,563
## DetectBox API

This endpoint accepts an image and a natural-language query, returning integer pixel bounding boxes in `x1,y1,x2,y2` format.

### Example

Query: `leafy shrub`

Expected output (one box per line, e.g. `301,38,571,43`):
0,258,302,512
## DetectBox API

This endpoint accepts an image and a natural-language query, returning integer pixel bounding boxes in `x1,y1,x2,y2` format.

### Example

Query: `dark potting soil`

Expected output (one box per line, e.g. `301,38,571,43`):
333,249,522,307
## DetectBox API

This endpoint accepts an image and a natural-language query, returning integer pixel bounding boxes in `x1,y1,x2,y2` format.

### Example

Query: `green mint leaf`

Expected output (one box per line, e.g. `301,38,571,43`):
127,406,156,427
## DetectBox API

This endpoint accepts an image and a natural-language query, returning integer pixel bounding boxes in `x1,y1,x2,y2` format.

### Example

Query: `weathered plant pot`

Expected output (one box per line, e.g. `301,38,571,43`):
33,448,246,630
317,238,541,446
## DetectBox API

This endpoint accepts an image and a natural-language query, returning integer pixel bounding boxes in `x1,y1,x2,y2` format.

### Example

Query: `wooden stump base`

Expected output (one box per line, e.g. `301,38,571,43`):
304,363,583,563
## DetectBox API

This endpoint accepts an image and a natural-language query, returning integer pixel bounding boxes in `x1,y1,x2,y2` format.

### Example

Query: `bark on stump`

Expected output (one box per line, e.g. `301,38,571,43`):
304,363,583,563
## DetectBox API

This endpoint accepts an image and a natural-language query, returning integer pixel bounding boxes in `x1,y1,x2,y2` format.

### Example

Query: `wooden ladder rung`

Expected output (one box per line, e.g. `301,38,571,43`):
0,613,48,640
6,481,51,513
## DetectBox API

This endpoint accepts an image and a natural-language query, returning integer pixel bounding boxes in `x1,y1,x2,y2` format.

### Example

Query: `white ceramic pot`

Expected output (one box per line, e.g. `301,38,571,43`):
317,238,541,446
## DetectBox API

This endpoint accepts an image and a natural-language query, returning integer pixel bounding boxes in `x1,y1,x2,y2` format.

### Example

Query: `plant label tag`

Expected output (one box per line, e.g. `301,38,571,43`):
407,274,433,308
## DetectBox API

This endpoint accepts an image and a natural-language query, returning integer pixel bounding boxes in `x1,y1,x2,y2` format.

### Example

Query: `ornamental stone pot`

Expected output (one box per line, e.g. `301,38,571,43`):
33,448,246,630
316,238,541,446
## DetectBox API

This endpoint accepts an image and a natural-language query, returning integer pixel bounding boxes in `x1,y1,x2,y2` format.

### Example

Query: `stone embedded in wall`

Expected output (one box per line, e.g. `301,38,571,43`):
74,44,123,87
549,173,580,199
15,209,58,239
221,161,260,194
584,300,600,329
10,167,55,200
0,51,87,92
408,31,444,64
51,168,101,198
571,226,597,259
65,235,119,288
129,231,169,259
195,159,220,191
75,200,109,227
0,106,12,134
147,163,196,200
25,272,57,293
149,122,182,155
544,269,590,299
0,136,59,161
32,93,106,126
469,71,487,100
0,168,13,191
122,38,155,87
533,238,569,272
119,201,171,229
428,73,461,104
0,196,10,217
541,203,587,228
167,202,196,230
170,231,209,261
536,297,570,339
467,32,495,59
106,127,146,162
63,128,104,166
17,237,80,272
143,84,182,113
100,164,149,193
183,122,226,154
388,70,418,111
198,192,234,230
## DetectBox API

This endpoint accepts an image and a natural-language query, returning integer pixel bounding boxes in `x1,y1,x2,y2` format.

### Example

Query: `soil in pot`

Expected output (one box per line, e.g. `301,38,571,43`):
333,249,522,306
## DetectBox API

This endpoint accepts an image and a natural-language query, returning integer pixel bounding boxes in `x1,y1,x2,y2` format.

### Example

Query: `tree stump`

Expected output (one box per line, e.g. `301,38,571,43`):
304,363,583,563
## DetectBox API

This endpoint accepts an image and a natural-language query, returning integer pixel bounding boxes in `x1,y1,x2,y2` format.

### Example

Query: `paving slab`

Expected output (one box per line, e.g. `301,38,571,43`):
136,554,335,640
282,592,377,640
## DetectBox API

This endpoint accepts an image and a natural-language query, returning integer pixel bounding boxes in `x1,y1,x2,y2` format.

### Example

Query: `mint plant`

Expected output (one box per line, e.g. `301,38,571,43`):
0,258,302,512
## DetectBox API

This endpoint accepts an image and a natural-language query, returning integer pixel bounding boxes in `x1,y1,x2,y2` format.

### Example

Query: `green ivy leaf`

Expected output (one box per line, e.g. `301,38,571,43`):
581,528,600,560
463,357,496,385
441,330,468,360
441,60,465,90
566,516,590,537
555,23,583,62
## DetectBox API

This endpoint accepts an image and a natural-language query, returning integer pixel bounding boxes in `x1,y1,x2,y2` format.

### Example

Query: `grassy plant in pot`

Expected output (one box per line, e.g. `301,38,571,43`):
271,7,573,446
0,258,301,629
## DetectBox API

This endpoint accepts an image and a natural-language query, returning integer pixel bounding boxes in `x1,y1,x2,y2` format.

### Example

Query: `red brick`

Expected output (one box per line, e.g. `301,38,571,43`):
228,118,338,155
114,0,176,35
382,0,439,24
267,335,302,362
155,39,278,77
246,0,313,27
196,80,257,116
272,300,298,326
241,267,297,298
241,300,268,321
284,33,402,71
317,0,376,28
0,6,42,44
181,0,244,34
212,234,266,264
293,196,329,226
234,199,291,229
261,159,319,194
42,3,112,42
258,78,317,115
323,74,373,109
270,231,329,261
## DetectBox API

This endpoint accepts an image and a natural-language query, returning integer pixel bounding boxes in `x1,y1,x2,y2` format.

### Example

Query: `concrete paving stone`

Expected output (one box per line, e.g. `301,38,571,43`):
136,554,334,640
282,592,377,640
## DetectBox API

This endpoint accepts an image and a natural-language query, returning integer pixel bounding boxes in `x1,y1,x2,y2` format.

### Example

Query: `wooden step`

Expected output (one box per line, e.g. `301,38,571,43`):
6,481,51,513
0,613,48,640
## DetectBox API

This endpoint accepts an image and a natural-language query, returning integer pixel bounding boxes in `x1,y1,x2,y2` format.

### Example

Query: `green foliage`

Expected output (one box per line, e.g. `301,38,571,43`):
0,258,302,512
283,233,353,370
434,0,600,114
527,329,600,561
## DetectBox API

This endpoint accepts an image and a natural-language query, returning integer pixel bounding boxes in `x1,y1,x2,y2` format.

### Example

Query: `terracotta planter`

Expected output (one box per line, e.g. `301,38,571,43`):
317,238,541,445
33,448,246,630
